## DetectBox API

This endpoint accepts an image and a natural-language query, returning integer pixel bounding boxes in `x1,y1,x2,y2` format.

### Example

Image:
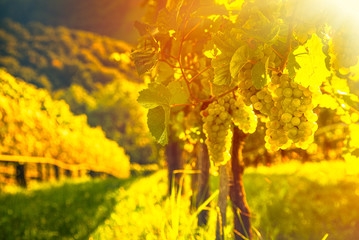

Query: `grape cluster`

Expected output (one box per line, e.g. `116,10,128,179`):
238,62,258,105
201,95,233,165
230,97,257,134
264,74,319,151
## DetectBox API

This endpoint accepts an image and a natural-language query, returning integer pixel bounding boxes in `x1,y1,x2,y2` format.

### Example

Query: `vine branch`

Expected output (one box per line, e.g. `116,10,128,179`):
279,21,294,73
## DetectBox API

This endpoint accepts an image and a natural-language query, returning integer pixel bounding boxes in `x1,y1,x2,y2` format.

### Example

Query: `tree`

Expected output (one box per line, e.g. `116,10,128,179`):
132,0,359,239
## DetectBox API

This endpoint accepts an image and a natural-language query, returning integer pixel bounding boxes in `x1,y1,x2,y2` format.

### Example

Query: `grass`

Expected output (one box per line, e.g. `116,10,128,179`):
1,160,359,239
243,161,359,240
0,176,136,240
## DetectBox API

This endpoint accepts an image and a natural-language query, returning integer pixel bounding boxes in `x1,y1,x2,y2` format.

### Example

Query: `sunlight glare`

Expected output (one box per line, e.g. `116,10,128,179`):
326,0,359,22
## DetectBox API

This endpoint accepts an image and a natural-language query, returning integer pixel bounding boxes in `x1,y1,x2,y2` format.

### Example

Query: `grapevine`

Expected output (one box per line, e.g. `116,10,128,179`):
132,0,359,238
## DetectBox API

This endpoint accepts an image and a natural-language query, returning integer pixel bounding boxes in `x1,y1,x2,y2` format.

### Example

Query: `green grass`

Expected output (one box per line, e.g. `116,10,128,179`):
243,161,359,240
0,177,136,240
1,161,359,240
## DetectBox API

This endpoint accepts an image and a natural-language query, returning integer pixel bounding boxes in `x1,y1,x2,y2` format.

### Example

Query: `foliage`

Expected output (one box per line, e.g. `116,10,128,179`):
133,0,359,164
0,19,139,91
0,19,155,164
0,0,144,44
0,70,130,178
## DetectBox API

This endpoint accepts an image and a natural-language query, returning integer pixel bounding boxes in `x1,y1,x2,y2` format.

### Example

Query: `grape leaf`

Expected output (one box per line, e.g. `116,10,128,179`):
287,52,301,79
192,3,228,17
241,9,280,43
251,61,267,89
348,58,359,81
317,94,339,109
131,49,159,76
137,83,171,109
289,34,330,88
342,94,359,112
156,62,174,83
134,21,157,36
212,54,232,85
212,31,240,55
147,105,170,146
218,0,244,11
168,80,190,105
157,8,177,33
230,45,250,78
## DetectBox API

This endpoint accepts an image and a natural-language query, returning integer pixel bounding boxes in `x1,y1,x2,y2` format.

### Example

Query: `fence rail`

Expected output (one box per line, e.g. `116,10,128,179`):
0,155,114,188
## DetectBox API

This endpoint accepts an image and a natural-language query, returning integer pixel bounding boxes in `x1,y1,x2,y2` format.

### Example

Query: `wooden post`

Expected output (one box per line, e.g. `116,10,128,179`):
196,142,210,226
166,137,183,195
37,163,43,182
216,163,229,240
229,127,252,240
54,165,59,180
15,163,27,188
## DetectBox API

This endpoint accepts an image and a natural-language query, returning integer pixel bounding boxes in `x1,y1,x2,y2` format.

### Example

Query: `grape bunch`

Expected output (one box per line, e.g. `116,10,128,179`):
264,74,319,151
238,62,258,105
201,93,259,165
230,96,257,134
201,95,233,165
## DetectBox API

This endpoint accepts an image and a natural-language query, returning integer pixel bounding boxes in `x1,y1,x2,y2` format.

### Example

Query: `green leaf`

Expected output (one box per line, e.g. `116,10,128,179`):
342,94,359,112
156,8,177,33
131,49,159,76
241,9,280,43
134,21,157,36
287,52,301,79
168,80,190,105
290,34,330,88
212,31,240,55
348,60,359,81
147,106,170,146
156,62,174,83
212,54,232,85
230,45,249,79
251,61,267,89
192,3,228,17
137,83,171,109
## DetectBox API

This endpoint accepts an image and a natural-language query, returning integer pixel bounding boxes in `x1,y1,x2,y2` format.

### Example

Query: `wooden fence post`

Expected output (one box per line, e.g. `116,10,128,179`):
15,163,27,188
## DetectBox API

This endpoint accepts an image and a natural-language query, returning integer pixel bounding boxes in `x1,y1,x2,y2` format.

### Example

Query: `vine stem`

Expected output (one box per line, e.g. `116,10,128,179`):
189,65,212,83
279,21,294,73
271,46,284,59
159,58,194,70
200,86,239,104
170,103,194,108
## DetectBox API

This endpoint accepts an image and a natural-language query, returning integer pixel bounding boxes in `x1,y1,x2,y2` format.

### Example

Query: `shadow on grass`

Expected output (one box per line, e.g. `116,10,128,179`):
0,177,136,240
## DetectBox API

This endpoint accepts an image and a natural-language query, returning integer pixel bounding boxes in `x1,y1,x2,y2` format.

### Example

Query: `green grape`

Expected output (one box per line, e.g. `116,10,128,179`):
280,112,292,123
231,96,257,134
283,88,293,98
201,95,233,165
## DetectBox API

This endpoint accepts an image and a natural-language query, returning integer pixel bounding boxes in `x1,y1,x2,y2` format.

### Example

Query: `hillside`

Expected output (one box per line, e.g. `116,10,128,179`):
0,19,155,164
0,19,141,91
0,0,144,44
